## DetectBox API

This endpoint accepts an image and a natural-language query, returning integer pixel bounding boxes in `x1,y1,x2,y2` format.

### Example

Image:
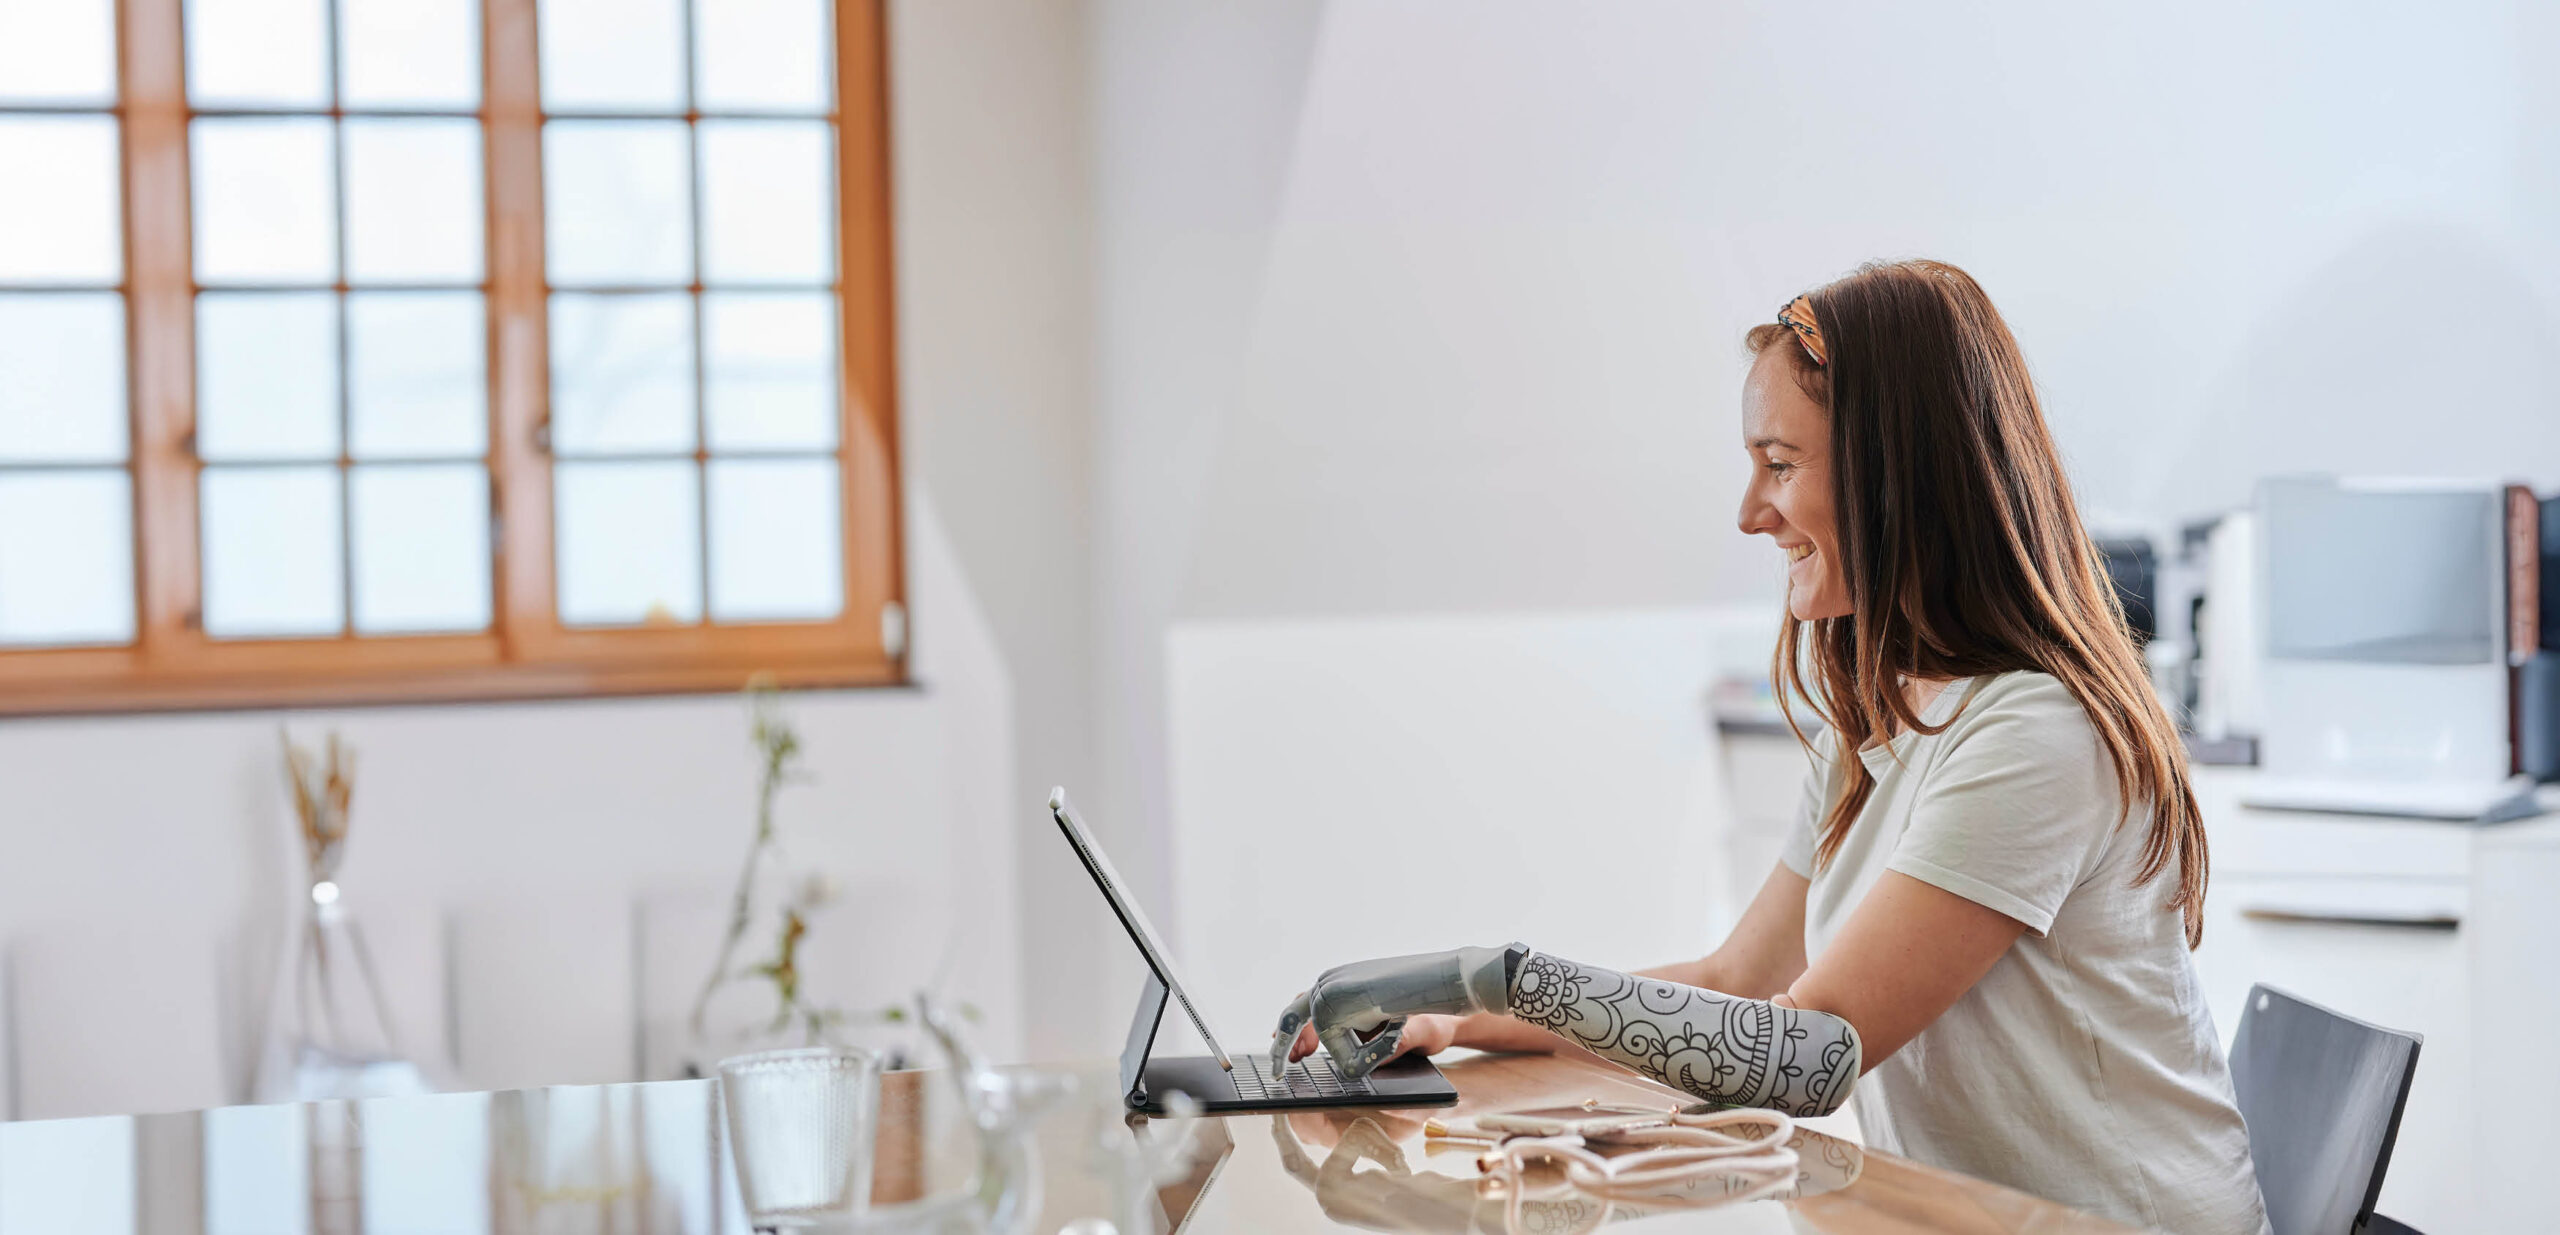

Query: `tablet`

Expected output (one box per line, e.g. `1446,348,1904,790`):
1049,786,1232,1069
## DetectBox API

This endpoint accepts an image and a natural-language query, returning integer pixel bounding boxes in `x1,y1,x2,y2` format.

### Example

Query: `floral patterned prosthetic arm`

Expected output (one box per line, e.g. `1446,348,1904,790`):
1278,945,1860,1117
1509,950,1861,1117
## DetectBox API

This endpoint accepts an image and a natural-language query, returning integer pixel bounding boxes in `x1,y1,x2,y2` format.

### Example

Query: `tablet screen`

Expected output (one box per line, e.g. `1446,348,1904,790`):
1050,786,1231,1068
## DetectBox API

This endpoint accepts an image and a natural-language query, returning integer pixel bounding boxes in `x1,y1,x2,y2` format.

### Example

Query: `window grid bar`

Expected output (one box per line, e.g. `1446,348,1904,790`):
0,460,142,473
556,449,838,465
543,109,837,123
545,281,838,295
198,280,487,294
185,105,481,120
193,454,488,469
0,104,791,120
327,0,356,640
680,0,713,630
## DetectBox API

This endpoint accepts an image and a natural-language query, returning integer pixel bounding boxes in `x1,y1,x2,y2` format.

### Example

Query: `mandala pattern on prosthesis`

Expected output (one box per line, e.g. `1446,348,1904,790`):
1506,952,1859,1117
1509,952,1580,1026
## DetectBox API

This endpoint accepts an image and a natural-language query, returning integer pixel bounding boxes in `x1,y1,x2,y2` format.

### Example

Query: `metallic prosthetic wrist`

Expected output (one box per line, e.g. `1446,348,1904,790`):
1272,944,1529,1077
1506,951,1860,1117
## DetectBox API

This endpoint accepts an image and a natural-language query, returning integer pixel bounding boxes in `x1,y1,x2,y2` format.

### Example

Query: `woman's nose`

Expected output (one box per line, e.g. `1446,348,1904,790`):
1737,487,1780,538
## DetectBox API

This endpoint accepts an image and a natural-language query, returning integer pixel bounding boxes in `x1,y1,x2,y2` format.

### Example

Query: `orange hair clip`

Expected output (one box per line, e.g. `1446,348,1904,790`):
1776,294,1828,367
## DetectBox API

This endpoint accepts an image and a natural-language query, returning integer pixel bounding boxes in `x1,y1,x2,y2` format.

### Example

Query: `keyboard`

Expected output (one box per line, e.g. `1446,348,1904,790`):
1232,1052,1376,1102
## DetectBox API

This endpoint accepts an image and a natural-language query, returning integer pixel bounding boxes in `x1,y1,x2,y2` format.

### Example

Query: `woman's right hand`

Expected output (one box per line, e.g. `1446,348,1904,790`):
1278,1011,1462,1068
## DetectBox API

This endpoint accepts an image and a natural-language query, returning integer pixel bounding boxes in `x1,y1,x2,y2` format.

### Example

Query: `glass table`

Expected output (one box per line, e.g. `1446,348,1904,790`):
0,1050,2130,1233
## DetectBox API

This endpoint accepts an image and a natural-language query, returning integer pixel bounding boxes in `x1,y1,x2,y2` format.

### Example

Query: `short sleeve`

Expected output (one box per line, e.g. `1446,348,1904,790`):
1885,678,2127,936
1777,731,1838,879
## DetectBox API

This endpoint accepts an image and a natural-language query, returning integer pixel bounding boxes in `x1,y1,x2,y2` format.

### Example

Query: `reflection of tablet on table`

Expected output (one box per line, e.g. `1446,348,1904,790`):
1141,1116,1236,1234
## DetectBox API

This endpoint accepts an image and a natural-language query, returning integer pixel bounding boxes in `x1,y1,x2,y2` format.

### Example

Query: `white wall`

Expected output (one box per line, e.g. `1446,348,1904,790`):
1087,0,1330,1054
0,0,1095,1109
1162,0,2560,626
888,0,1103,1062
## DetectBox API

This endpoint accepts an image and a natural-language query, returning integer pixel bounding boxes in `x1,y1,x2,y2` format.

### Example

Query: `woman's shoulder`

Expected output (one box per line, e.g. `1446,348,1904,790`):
1962,670,2080,714
1942,671,2106,758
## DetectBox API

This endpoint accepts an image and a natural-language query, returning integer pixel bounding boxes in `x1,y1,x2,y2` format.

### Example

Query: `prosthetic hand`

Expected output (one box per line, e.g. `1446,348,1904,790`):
1270,945,1523,1077
1274,946,1862,1118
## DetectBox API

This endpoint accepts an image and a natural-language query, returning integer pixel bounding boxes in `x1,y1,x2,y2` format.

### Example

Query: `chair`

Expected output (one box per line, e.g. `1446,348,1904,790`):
2228,983,2425,1235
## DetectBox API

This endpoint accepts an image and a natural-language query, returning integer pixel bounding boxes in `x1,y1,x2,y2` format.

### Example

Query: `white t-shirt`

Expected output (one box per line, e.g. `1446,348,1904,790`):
1779,671,2267,1234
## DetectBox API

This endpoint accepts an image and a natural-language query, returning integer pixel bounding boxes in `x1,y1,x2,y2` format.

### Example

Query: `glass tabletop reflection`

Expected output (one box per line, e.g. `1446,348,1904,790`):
0,1053,2128,1234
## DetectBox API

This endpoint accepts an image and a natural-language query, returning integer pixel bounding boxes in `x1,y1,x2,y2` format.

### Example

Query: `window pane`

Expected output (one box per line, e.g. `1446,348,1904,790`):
704,292,834,451
349,292,486,459
341,0,479,109
544,121,693,286
695,0,829,113
539,0,685,112
0,117,122,282
0,293,125,463
201,465,343,637
0,0,118,105
351,464,489,632
555,460,701,626
549,293,694,453
197,292,339,461
185,0,330,107
345,120,484,284
193,119,338,284
698,121,834,283
0,470,134,646
707,457,839,622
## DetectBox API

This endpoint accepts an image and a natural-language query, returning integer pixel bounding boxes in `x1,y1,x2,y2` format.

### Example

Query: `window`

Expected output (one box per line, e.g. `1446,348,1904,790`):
0,0,903,713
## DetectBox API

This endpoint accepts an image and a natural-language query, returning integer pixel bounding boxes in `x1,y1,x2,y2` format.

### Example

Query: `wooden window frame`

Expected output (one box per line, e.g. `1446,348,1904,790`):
0,0,905,715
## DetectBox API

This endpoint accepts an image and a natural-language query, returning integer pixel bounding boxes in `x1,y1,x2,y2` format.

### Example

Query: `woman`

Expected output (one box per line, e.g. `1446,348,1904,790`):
1274,260,2266,1232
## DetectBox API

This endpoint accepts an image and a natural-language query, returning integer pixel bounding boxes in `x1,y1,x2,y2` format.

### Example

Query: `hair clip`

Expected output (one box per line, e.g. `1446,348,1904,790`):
1776,294,1829,367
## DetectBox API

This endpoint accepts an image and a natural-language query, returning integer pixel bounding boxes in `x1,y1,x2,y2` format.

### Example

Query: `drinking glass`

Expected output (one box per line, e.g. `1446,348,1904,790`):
719,1046,884,1229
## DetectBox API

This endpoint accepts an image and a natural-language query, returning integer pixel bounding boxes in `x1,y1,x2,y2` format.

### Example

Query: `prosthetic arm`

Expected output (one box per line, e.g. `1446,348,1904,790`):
1272,945,1861,1118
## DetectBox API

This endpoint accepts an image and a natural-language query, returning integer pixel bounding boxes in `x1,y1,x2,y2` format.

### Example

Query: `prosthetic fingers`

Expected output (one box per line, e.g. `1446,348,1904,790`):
1271,945,1521,1077
1273,945,1861,1119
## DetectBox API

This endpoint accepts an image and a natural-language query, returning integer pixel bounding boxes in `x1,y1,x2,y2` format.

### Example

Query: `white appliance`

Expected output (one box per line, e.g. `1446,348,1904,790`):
2245,476,2538,822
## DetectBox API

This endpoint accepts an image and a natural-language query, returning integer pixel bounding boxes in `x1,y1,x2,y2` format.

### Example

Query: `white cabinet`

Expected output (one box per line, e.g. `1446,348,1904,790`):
2188,768,2560,1234
2192,880,2471,1231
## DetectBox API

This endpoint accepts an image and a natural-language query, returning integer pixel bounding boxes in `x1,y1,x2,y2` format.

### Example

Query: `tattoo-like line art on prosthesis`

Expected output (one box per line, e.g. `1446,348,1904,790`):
1507,951,1860,1118
1273,945,1860,1118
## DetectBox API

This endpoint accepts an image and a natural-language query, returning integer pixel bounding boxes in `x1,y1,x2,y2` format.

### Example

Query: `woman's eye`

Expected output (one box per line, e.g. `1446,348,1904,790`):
1764,461,1792,475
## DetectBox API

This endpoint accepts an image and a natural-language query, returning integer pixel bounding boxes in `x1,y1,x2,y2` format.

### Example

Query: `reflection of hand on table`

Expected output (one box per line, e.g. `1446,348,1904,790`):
1282,1106,1433,1152
1270,1114,1493,1234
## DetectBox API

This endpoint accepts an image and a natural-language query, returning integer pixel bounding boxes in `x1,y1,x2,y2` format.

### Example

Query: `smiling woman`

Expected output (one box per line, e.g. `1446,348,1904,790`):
1276,260,2268,1235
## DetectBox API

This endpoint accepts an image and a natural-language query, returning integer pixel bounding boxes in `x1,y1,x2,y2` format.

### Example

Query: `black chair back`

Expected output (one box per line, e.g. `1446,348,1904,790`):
2228,983,2422,1235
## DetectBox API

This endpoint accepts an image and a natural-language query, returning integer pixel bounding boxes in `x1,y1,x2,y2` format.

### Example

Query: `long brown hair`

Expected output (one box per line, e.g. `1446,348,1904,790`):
1748,259,2210,947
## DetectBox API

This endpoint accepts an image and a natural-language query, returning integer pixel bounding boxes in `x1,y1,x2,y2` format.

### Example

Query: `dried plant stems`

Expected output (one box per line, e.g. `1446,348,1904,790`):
690,680,802,1040
282,729,354,880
